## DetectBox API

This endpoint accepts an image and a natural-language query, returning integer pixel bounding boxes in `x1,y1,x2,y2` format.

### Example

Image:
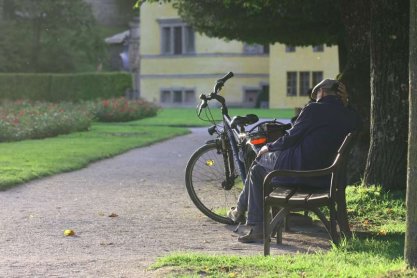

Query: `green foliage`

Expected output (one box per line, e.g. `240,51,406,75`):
0,100,93,142
143,0,343,46
0,72,132,101
89,97,159,122
0,0,105,73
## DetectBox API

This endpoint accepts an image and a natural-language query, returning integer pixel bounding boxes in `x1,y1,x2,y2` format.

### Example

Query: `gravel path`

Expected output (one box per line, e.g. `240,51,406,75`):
0,128,331,277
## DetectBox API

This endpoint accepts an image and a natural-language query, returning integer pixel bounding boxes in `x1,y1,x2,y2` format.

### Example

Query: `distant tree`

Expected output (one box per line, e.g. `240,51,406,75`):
405,0,417,268
0,0,105,73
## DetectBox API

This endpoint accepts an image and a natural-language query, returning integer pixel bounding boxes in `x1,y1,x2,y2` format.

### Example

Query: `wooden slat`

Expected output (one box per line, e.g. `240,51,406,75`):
306,192,330,206
288,191,310,205
269,186,296,200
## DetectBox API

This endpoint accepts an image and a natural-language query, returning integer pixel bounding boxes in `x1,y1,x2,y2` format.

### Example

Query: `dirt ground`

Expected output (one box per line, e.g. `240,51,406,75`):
0,128,331,277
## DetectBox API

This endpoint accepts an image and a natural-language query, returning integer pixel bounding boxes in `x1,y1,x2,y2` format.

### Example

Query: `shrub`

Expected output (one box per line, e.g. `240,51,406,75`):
90,97,159,122
0,72,132,102
0,100,93,142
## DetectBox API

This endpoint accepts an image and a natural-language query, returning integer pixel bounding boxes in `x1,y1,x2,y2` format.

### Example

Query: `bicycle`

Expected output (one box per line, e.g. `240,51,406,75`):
185,72,291,224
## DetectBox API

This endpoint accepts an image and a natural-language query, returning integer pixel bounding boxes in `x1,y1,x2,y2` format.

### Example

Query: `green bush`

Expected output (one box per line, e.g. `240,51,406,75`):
90,97,159,122
0,72,132,102
0,100,93,142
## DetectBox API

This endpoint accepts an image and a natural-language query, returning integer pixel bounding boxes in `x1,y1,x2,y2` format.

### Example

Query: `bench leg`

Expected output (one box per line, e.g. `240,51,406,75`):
264,203,271,256
329,202,340,244
336,189,352,238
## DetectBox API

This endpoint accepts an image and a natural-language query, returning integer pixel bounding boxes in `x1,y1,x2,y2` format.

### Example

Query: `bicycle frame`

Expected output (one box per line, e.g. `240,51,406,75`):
197,72,283,188
222,114,248,182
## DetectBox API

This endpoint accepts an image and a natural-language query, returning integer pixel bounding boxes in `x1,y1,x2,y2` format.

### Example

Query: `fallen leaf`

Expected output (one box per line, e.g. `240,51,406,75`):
64,229,75,236
108,213,118,218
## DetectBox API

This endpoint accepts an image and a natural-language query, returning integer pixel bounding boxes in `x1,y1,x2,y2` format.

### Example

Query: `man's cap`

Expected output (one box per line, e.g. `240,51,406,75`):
311,79,339,100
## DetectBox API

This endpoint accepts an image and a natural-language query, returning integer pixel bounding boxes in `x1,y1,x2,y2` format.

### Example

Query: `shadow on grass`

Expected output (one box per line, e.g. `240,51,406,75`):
342,231,405,260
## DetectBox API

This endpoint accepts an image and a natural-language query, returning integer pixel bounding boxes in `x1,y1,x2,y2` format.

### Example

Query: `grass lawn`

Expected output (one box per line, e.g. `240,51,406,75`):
139,107,295,127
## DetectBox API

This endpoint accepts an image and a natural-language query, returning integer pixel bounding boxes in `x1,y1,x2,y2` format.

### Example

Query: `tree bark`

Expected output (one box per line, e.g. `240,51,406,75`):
405,0,417,268
365,0,409,190
338,0,371,185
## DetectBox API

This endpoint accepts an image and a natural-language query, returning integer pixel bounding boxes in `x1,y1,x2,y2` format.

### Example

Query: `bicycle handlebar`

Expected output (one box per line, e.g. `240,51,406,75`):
217,71,234,84
214,72,234,93
197,72,234,116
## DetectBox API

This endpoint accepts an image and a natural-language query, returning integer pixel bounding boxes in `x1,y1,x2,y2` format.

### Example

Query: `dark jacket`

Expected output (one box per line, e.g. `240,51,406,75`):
266,95,360,188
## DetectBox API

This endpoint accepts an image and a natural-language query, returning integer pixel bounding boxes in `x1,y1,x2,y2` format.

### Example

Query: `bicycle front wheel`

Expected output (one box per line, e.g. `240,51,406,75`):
185,142,243,224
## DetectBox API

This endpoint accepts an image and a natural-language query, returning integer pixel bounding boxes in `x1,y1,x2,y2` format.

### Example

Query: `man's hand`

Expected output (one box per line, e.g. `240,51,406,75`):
257,145,269,158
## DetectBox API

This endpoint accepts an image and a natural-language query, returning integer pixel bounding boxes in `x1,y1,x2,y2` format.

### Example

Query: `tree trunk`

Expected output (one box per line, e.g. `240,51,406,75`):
338,0,371,185
405,0,417,268
365,0,409,190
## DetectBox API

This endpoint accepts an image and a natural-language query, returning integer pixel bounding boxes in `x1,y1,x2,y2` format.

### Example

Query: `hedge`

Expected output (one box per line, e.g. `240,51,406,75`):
0,72,132,102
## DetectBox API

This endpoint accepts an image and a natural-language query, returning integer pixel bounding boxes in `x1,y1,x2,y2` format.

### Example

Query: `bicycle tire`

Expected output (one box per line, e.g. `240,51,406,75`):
185,142,242,224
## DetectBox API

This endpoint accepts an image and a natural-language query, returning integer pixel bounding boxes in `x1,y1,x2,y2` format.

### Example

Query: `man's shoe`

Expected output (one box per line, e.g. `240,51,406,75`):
238,225,264,243
227,207,246,224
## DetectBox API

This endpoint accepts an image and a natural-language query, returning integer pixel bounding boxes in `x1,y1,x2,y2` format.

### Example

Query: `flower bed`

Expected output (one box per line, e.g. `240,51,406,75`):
91,97,159,122
0,98,159,142
0,100,93,142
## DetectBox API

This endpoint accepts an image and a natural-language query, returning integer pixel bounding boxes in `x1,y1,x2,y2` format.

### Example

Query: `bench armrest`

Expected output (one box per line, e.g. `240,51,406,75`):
263,164,336,189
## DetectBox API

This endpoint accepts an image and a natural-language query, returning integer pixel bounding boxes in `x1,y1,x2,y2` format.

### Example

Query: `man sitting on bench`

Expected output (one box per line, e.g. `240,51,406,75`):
228,79,361,243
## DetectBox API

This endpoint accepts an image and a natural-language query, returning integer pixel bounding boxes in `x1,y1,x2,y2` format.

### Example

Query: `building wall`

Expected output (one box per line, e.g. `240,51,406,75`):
140,2,339,109
269,44,339,108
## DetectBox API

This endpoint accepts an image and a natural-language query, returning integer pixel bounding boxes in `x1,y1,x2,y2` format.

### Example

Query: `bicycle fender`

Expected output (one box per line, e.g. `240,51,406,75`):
205,139,218,145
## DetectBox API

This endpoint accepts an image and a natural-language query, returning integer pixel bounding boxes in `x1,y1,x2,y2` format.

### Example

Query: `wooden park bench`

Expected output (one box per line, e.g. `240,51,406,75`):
262,133,354,256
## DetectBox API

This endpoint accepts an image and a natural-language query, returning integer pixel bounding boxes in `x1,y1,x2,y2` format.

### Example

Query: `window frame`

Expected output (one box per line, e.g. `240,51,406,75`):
158,19,195,55
312,71,324,87
312,45,324,52
285,45,296,52
286,72,297,96
243,43,270,54
160,87,196,106
299,71,311,96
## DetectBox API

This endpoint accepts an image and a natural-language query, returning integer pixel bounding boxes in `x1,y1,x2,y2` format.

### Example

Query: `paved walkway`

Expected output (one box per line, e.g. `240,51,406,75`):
0,128,330,277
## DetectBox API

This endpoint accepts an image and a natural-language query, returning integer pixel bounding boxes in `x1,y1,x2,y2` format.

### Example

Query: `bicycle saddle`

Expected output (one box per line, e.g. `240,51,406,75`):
231,114,259,128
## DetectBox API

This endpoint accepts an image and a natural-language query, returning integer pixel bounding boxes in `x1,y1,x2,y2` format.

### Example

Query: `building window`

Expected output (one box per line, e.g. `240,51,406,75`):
243,43,269,54
159,19,195,55
285,45,296,52
173,90,183,103
287,72,297,96
299,72,310,96
161,90,171,103
160,88,196,105
313,45,324,52
184,90,195,103
312,71,324,86
243,88,260,108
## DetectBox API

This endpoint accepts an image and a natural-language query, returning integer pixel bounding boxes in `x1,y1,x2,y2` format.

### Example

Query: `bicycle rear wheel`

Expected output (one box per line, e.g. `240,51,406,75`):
185,142,242,224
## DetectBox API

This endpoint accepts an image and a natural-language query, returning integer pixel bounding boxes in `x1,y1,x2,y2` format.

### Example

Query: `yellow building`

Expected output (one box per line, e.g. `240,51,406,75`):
139,2,339,109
